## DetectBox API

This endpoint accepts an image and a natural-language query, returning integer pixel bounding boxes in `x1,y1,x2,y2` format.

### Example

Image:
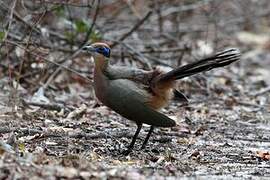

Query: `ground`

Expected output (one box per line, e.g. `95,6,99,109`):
0,0,270,179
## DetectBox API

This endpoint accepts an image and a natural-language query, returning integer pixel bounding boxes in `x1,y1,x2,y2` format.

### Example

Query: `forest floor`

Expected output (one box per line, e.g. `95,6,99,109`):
1,0,270,179
1,47,270,179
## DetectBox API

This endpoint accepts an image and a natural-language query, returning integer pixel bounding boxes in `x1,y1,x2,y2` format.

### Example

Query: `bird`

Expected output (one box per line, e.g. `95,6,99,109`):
82,42,241,155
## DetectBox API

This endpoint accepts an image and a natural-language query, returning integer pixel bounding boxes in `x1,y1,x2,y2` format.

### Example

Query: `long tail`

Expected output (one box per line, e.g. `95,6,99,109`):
158,48,241,82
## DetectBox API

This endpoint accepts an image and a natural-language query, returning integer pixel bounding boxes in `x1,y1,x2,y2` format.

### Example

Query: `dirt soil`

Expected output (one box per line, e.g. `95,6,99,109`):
1,0,270,179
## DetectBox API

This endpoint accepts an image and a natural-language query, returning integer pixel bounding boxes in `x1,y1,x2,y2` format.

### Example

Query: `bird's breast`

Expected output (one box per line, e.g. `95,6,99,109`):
93,69,110,104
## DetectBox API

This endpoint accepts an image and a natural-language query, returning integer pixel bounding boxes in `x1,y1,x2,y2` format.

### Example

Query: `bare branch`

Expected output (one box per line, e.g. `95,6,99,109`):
110,11,153,48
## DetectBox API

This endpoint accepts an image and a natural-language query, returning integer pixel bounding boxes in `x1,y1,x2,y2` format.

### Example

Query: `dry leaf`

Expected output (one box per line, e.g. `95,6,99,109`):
256,151,270,160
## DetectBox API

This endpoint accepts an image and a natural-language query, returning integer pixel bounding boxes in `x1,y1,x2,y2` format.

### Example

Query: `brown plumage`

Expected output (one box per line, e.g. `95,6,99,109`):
82,42,241,155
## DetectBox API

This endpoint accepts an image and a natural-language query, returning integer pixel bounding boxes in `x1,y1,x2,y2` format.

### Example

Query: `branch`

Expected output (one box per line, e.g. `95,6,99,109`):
110,11,153,48
5,40,92,84
109,39,153,70
0,0,17,47
80,0,100,47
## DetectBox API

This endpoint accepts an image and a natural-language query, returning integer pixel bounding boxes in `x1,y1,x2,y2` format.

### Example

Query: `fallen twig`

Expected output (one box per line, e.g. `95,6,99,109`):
23,99,74,112
251,86,270,97
36,0,93,8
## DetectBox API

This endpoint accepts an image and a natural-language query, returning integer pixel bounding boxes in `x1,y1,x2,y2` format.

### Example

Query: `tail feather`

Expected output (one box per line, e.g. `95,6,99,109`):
159,48,241,81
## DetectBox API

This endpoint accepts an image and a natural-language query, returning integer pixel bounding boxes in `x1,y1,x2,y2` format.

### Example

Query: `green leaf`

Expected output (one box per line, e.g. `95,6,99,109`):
75,20,89,33
0,31,5,42
90,30,102,41
64,31,76,42
55,6,65,17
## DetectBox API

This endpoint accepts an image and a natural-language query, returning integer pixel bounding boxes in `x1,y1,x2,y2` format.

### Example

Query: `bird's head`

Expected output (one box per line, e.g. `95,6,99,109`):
82,42,111,58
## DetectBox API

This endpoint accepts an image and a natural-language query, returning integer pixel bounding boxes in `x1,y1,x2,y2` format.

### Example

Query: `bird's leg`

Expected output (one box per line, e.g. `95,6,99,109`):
141,125,154,150
122,123,142,155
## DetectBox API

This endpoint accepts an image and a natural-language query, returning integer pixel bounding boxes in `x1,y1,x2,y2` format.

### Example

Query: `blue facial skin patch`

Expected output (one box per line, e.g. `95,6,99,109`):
96,47,110,58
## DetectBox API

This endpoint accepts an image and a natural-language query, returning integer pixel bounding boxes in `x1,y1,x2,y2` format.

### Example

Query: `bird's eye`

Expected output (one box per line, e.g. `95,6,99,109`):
97,47,104,52
95,46,110,57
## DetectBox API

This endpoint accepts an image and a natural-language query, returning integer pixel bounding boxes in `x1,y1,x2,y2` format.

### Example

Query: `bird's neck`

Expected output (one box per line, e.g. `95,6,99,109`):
94,54,109,71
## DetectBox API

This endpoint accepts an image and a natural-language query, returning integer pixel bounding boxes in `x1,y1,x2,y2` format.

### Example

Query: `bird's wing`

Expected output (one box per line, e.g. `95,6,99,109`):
105,66,152,85
104,79,176,127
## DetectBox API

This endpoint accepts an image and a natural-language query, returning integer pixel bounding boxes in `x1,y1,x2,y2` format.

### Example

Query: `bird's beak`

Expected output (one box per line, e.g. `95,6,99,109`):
82,45,96,52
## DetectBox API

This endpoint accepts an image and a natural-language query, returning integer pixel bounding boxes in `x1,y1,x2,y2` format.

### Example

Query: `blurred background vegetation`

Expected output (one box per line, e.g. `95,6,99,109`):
1,0,269,96
1,0,270,178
